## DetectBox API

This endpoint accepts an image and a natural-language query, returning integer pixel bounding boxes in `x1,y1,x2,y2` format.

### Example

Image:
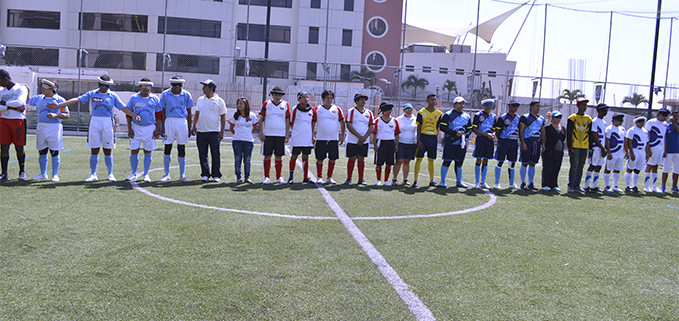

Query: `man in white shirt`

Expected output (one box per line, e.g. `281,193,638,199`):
288,91,314,183
344,93,373,185
313,90,345,184
644,108,669,192
191,79,227,182
0,69,29,181
259,86,290,184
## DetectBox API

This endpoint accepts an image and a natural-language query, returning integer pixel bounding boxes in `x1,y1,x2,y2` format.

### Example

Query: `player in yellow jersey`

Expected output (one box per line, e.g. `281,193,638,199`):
413,93,443,187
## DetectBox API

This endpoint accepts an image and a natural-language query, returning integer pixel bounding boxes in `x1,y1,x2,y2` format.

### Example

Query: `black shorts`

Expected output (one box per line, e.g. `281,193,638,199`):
396,143,417,160
291,146,312,155
443,140,467,162
473,136,495,159
375,139,396,166
346,143,369,158
416,134,437,159
263,136,286,156
495,138,518,163
315,140,339,161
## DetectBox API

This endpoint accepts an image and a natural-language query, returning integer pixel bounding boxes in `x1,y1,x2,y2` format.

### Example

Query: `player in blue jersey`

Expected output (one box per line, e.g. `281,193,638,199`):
159,76,193,182
438,96,472,188
603,114,626,193
471,99,497,189
27,79,68,182
584,104,609,192
662,109,679,192
518,101,545,190
644,108,669,192
122,78,162,183
49,75,135,182
493,101,521,189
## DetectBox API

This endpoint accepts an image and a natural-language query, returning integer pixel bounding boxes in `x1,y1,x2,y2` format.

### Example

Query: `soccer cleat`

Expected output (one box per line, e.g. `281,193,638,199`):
625,186,632,193
51,175,60,182
213,177,221,183
643,187,653,193
107,174,116,182
237,179,244,184
542,186,551,191
552,187,561,192
303,178,311,184
584,187,591,193
375,180,382,186
384,180,392,186
591,187,601,192
632,187,640,193
429,180,438,187
412,180,419,187
612,187,623,193
661,186,667,193
315,177,324,184
475,182,481,189
126,174,138,181
357,179,368,185
32,174,48,181
672,187,679,193
456,182,468,188
326,178,336,184
653,187,662,193
521,182,528,191
201,176,209,182
288,176,294,184
480,183,490,189
18,172,27,181
575,186,585,192
143,175,151,182
392,178,399,186
493,183,502,189
85,174,98,182
403,179,410,186
277,177,287,184
343,179,352,185
159,175,171,182
263,177,271,184
437,183,447,188
0,173,7,181
527,183,538,191
604,186,611,192
509,184,520,190
179,176,190,182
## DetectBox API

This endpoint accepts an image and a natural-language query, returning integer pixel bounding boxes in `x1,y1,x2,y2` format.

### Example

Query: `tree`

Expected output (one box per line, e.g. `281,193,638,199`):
622,93,649,107
350,68,377,87
442,80,458,101
557,89,585,104
401,75,429,99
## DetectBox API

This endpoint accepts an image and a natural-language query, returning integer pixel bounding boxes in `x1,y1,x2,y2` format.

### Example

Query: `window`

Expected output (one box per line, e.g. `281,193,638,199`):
344,0,354,11
308,27,319,44
158,17,221,38
79,13,147,32
405,65,415,72
156,53,220,74
422,66,431,73
473,70,481,75
340,65,351,82
238,0,293,8
456,68,464,75
342,29,352,46
306,62,317,80
7,10,60,29
311,0,321,8
78,50,146,70
236,59,289,79
439,67,448,74
488,71,496,78
0,46,58,66
367,17,387,38
365,51,386,72
237,23,291,43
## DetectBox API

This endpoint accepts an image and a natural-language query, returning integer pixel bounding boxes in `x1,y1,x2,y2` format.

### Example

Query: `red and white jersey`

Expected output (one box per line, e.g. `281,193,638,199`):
345,106,374,144
0,83,29,119
259,99,290,137
313,104,344,141
289,105,314,147
373,116,400,141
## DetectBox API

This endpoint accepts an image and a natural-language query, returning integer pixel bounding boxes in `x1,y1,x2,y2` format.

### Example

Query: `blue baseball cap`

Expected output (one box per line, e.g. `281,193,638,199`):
403,103,413,110
596,104,610,110
612,113,625,120
658,108,671,115
551,111,562,118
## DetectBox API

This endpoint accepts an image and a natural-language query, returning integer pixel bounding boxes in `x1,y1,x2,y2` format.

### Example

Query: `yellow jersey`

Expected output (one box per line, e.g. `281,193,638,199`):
567,113,592,149
416,107,443,136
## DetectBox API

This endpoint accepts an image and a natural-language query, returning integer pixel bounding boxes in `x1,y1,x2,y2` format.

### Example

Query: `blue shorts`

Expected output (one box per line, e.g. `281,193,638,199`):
396,143,416,160
443,140,466,162
495,138,518,163
416,134,437,159
473,136,494,159
520,138,541,164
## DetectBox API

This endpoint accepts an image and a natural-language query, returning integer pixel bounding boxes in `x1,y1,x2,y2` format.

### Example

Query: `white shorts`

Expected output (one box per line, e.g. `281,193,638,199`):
35,122,63,151
129,123,157,151
589,147,606,167
626,150,646,171
646,146,665,166
606,155,624,172
86,116,115,149
163,117,189,145
663,153,679,174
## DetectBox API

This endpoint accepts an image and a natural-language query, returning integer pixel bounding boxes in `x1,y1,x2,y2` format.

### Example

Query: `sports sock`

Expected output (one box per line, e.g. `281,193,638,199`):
90,154,99,175
528,166,535,184
347,159,355,180
494,165,502,185
456,167,463,183
316,161,323,179
475,164,481,183
414,157,423,181
357,161,365,180
632,172,640,187
644,172,651,189
39,154,48,176
509,167,515,185
624,172,631,187
289,156,297,171
428,158,435,181
327,161,335,178
52,154,60,177
481,164,488,184
603,173,610,188
263,159,271,178
143,153,152,176
17,153,25,173
385,166,391,182
652,172,658,190
376,166,382,181
178,156,186,177
163,154,171,176
1,156,8,174
104,155,113,176
130,154,139,175
520,165,527,184
440,164,449,185
275,159,282,179
584,171,592,188
612,172,620,188
592,173,599,188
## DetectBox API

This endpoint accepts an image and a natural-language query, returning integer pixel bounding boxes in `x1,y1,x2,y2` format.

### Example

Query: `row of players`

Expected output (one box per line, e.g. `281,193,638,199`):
1,68,678,192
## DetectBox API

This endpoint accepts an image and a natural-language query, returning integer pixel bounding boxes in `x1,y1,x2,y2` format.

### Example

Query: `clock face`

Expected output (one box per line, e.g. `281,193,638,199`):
367,17,388,38
365,51,386,72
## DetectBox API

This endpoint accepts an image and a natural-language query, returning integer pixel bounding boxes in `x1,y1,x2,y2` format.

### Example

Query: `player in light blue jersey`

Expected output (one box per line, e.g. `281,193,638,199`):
122,78,162,183
28,79,68,182
438,96,472,188
518,101,545,190
471,99,497,189
159,76,194,182
50,75,135,182
493,101,521,189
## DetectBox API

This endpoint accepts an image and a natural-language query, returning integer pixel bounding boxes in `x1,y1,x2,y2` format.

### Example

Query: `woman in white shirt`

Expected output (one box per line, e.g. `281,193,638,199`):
229,97,258,183
393,103,418,185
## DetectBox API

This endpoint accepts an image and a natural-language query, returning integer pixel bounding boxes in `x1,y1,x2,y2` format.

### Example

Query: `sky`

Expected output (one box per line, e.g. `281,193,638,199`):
405,0,679,108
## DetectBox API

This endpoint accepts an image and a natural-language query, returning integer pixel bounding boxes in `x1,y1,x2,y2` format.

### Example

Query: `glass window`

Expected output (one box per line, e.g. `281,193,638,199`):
340,65,351,82
367,17,387,38
456,68,464,75
7,10,60,29
78,50,146,70
488,71,496,78
439,67,448,74
344,0,354,11
236,59,289,79
156,53,220,74
80,13,147,32
306,62,317,80
342,29,352,46
422,66,431,73
158,17,221,38
237,23,290,43
308,27,319,44
310,0,321,8
238,0,293,8
405,65,415,72
366,52,385,72
0,46,59,66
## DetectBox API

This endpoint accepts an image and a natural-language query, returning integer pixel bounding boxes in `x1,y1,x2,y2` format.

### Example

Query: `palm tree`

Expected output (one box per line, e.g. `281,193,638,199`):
349,68,377,87
401,75,429,99
442,80,458,101
557,89,585,104
622,93,649,107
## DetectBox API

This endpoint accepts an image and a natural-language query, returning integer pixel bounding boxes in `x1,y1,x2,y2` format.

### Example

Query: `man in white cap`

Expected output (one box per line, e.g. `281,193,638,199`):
50,74,136,182
644,108,669,192
566,98,592,192
493,101,521,189
471,99,497,189
259,86,290,184
438,96,472,188
28,79,68,182
122,78,160,183
0,69,29,181
159,76,193,182
191,79,227,182
344,93,373,185
584,104,609,192
624,115,648,193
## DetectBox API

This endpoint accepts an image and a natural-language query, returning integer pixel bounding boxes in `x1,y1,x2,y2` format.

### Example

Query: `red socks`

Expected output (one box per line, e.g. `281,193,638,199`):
358,161,365,180
385,166,391,182
289,156,297,171
347,159,356,180
327,161,335,178
316,161,323,179
376,166,382,181
264,159,271,178
275,159,282,179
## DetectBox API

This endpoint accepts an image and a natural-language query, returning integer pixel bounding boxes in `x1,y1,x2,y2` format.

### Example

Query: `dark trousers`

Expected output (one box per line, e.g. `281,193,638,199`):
568,148,588,187
542,150,564,188
197,131,221,178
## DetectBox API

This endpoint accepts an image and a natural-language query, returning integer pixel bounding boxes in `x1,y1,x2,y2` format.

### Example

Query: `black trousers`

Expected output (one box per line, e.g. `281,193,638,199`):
197,131,221,178
541,150,563,188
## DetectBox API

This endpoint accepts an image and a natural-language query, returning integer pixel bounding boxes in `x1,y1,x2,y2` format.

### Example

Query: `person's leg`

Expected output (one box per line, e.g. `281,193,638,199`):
376,165,382,182
413,157,423,183
576,149,587,188
177,144,187,178
455,160,465,187
475,159,482,184
541,152,552,188
480,159,489,185
568,150,578,189
302,154,309,180
1,144,9,176
38,148,49,177
625,168,632,188
90,148,100,176
275,155,283,181
428,157,435,183
552,152,564,188
393,159,402,182
528,164,536,186
520,164,527,185
209,133,221,179
347,156,356,181
163,144,173,177
495,161,504,186
196,133,210,178
243,142,253,180
357,155,365,182
440,160,451,186
289,151,299,181
327,160,335,179
403,159,411,181
233,141,243,180
130,149,140,177
143,150,152,177
103,148,114,177
15,145,25,175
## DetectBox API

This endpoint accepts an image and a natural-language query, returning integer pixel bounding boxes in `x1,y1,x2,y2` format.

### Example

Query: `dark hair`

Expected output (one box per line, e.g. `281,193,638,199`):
321,89,335,99
140,77,151,82
0,69,10,80
426,93,436,100
99,74,111,82
234,97,251,121
171,75,182,80
529,101,540,107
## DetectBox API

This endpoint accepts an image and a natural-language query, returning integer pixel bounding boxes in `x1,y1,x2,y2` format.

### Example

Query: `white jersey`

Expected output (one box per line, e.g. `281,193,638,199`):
313,104,344,141
645,118,667,149
229,112,258,142
0,83,29,119
626,126,648,151
373,116,400,141
345,107,374,144
289,105,314,147
591,117,607,149
260,99,290,137
395,114,417,144
605,124,626,158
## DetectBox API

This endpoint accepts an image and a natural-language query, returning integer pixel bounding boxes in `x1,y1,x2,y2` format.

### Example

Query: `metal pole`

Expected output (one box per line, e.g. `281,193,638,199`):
77,0,84,132
603,11,613,104
663,17,674,109
261,0,272,104
322,0,330,89
538,4,547,103
161,0,168,90
648,0,662,118
398,0,408,106
471,0,481,113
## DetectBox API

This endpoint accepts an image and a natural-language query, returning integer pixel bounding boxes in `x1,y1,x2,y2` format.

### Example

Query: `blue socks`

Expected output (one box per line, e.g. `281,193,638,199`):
143,153,152,176
178,157,186,177
90,154,99,175
130,154,139,175
481,164,488,184
456,167,463,183
164,154,171,176
520,165,527,184
495,165,502,185
104,155,113,176
528,166,535,184
475,164,481,183
52,154,60,177
509,167,515,186
440,165,450,185
39,154,48,176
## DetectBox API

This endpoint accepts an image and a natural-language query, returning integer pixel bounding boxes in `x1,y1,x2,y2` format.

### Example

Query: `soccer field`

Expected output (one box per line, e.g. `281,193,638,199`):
1,135,678,320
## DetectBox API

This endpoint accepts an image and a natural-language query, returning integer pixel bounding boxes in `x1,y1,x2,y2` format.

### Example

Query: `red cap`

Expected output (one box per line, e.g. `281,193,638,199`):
576,99,589,105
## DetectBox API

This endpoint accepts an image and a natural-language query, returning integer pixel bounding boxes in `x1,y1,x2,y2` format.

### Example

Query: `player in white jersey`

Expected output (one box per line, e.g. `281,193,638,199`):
603,114,626,193
584,104,609,192
27,79,68,182
393,103,417,186
259,86,291,184
344,93,374,185
122,78,158,182
624,116,649,193
313,90,345,184
643,108,669,192
0,69,29,181
288,92,314,183
372,102,400,186
159,76,193,182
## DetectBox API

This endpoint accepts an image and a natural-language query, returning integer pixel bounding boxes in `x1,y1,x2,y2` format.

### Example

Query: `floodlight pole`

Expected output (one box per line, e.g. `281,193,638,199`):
471,0,481,113
648,0,662,118
261,0,272,104
538,4,547,103
662,17,674,109
603,11,613,104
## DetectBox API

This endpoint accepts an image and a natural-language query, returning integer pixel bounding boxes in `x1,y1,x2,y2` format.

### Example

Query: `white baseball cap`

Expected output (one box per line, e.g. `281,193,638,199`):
453,96,466,104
